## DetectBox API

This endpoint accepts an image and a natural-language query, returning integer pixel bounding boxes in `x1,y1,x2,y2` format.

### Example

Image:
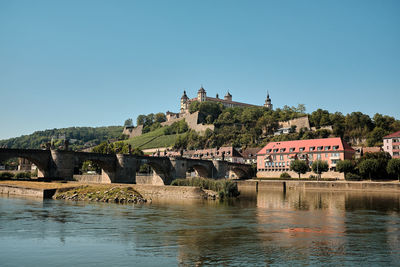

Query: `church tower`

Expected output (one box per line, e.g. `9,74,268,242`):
180,90,189,113
264,91,273,110
224,91,232,101
197,86,206,102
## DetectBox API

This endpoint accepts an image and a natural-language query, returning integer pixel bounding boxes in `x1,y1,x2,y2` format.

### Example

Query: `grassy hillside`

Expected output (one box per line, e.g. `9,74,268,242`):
124,127,185,150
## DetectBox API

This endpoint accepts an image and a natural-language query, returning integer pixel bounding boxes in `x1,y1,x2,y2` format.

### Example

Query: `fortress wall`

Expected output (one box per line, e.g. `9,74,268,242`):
123,125,143,138
161,111,215,134
279,116,310,132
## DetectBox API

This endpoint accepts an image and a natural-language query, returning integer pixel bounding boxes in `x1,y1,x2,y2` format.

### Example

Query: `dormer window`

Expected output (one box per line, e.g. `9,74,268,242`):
299,147,305,152
273,149,279,153
309,147,315,151
333,146,339,150
324,146,331,151
317,146,323,151
280,148,286,152
267,149,272,153
289,148,295,152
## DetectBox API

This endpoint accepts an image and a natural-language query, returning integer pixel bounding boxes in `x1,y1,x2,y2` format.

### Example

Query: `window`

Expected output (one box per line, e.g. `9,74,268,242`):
299,147,305,152
333,146,339,150
308,154,313,160
317,154,322,160
289,148,295,152
273,155,276,160
282,162,285,167
280,148,286,152
280,155,284,161
325,153,329,158
324,146,330,151
266,149,271,153
273,149,279,153
309,147,315,151
317,146,323,151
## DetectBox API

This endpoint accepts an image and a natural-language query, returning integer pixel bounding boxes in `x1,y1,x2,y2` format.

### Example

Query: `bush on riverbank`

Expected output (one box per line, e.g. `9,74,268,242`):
171,177,240,199
0,172,14,180
14,172,31,179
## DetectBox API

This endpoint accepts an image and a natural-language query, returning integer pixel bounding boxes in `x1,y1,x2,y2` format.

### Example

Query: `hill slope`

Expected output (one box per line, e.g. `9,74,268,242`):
123,127,185,150
0,126,124,151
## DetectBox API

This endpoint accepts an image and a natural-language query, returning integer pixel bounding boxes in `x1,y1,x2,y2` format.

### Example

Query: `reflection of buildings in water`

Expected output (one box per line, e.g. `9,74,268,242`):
255,190,347,262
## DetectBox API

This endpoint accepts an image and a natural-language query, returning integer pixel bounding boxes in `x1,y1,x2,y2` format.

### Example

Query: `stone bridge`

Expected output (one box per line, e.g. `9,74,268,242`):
0,148,253,184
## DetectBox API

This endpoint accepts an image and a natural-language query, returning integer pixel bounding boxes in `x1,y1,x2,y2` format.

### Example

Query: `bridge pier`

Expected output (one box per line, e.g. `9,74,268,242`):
113,155,137,184
50,150,75,180
170,158,188,179
212,160,229,179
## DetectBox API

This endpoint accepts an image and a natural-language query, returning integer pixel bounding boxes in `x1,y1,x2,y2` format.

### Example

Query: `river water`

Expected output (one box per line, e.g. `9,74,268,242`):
1,188,400,266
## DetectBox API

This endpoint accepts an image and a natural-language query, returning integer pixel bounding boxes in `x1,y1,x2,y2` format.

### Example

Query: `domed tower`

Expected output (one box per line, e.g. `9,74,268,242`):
197,86,206,102
264,91,273,110
224,91,232,101
180,90,189,113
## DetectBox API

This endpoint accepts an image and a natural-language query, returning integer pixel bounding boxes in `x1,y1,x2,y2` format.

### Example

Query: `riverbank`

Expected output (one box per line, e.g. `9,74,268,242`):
237,179,400,192
0,181,214,200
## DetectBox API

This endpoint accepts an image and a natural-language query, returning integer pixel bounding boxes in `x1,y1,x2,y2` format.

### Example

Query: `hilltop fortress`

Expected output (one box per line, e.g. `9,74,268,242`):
123,87,274,138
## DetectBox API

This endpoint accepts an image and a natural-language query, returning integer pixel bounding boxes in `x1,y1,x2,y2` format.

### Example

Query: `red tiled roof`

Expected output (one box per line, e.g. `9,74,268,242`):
257,138,355,155
240,148,262,159
383,130,400,139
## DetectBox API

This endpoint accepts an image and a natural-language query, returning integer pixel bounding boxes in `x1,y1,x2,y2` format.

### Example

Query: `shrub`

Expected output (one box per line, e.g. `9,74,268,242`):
280,172,291,179
171,177,240,199
0,172,14,179
14,172,31,179
345,173,363,181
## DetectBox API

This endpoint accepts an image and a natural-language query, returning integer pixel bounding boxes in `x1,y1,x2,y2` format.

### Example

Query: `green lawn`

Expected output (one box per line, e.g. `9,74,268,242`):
124,128,184,150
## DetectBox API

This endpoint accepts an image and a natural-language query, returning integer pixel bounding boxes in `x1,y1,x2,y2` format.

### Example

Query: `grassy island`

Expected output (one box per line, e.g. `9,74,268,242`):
53,185,146,204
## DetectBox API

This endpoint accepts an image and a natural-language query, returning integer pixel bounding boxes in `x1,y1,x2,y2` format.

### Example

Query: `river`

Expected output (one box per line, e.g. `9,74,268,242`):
1,188,400,266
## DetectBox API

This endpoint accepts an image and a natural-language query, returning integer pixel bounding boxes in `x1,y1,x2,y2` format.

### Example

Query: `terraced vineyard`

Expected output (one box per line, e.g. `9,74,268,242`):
124,128,184,150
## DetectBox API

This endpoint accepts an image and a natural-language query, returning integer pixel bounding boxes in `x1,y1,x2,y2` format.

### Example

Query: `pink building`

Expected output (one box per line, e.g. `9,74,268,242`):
257,138,355,173
383,131,400,159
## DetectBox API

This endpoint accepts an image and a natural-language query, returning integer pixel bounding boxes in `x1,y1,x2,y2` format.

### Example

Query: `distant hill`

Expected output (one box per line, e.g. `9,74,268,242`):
0,126,124,151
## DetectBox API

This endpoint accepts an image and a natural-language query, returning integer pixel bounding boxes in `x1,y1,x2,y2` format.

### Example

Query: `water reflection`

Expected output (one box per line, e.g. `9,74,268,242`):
1,189,400,266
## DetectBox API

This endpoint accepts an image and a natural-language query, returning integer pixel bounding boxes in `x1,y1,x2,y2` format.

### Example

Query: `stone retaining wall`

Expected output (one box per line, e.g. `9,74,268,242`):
0,185,56,198
73,175,106,183
257,171,345,180
237,180,400,192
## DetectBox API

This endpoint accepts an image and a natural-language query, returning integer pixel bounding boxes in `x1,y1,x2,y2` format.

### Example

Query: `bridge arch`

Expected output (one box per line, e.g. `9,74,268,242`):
0,149,50,178
136,157,172,185
191,164,212,178
230,167,249,179
74,153,117,183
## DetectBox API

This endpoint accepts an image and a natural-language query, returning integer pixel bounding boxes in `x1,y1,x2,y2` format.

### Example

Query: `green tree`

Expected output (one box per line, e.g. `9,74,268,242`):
124,118,133,127
311,160,329,178
366,127,387,147
290,160,309,178
358,159,379,180
154,113,167,123
387,159,400,180
336,160,355,176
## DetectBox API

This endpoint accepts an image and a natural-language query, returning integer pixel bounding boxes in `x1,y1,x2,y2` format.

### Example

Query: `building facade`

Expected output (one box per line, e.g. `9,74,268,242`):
383,131,400,159
256,138,355,173
180,86,272,114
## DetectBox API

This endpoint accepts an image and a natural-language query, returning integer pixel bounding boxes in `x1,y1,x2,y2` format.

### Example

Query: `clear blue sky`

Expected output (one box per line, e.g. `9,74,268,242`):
1,0,399,140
